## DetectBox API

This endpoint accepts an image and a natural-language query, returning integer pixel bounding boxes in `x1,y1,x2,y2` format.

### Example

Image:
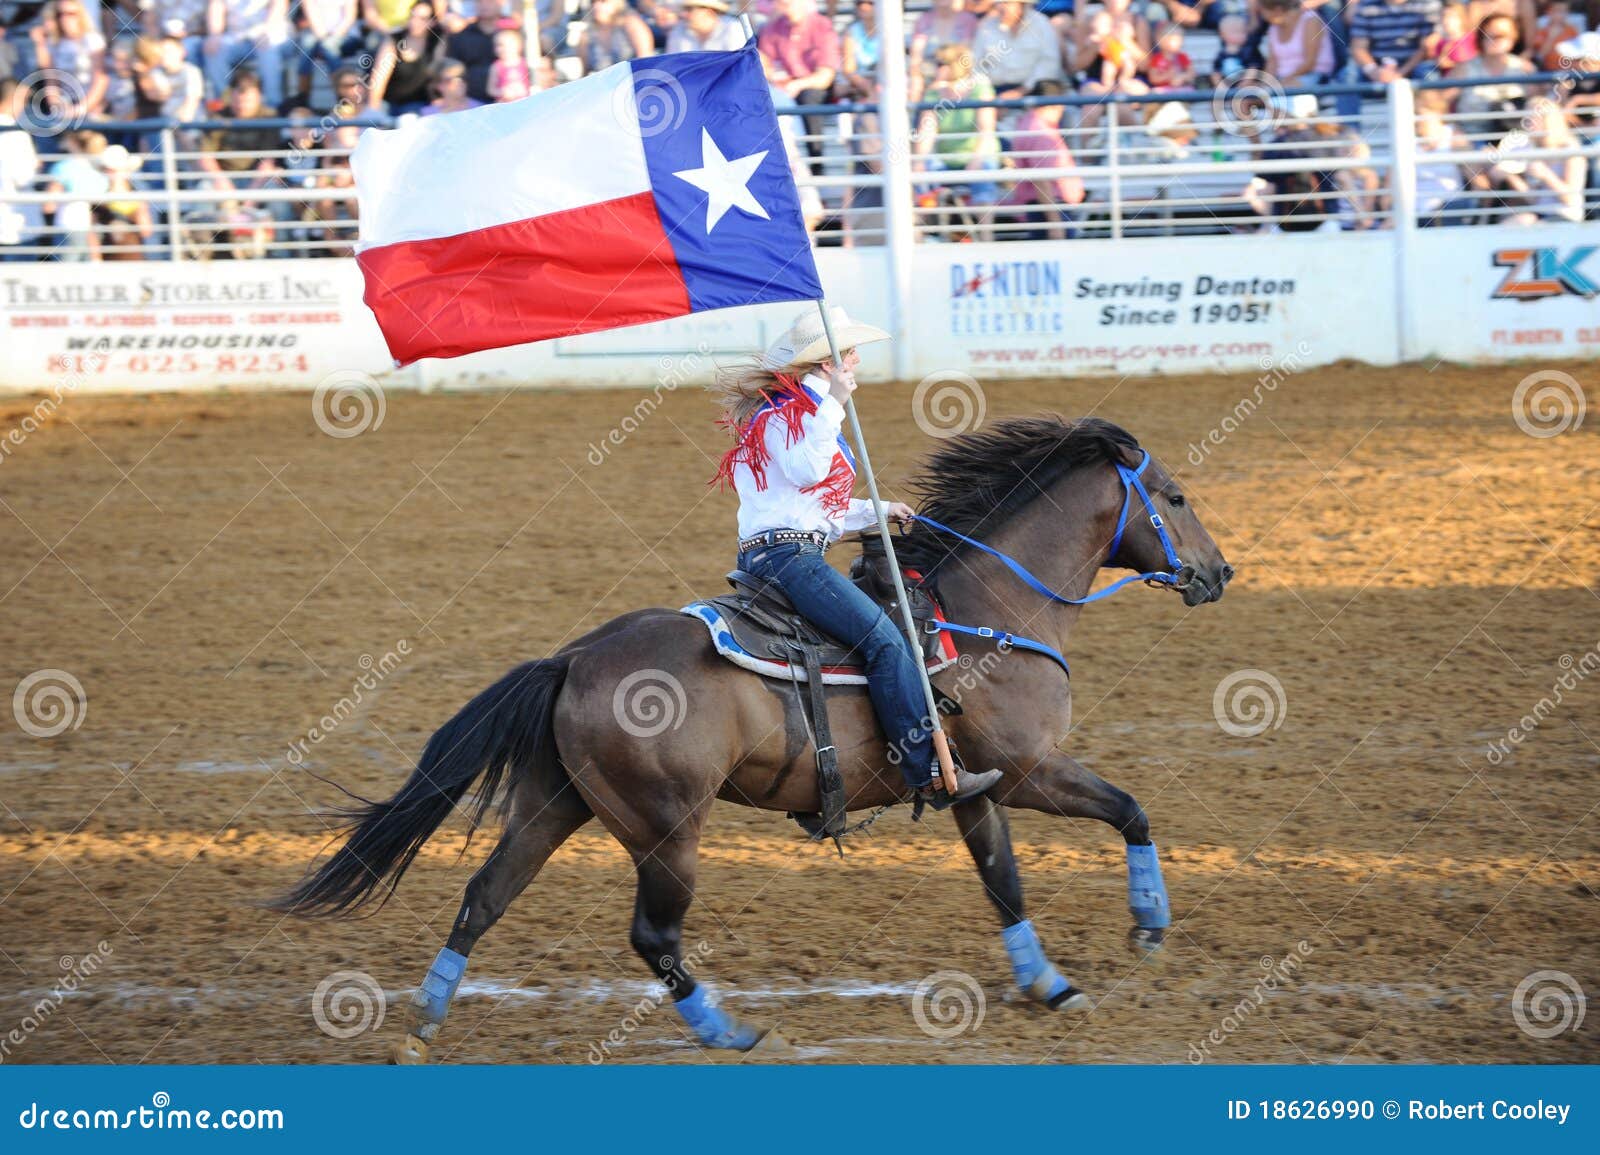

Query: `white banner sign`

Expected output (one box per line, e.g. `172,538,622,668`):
911,234,1399,379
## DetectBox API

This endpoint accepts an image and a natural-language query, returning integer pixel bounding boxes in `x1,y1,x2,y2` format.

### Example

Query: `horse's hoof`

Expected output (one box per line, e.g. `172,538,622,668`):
744,1028,796,1059
389,1034,430,1065
1129,925,1166,954
1047,986,1090,1012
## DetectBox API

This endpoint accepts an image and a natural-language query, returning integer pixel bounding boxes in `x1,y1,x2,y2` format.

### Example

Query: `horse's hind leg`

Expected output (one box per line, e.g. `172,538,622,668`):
625,837,763,1052
953,794,1088,1011
393,779,592,1064
997,749,1171,954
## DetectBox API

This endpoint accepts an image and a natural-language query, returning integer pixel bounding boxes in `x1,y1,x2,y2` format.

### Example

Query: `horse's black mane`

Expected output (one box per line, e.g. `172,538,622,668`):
891,415,1139,576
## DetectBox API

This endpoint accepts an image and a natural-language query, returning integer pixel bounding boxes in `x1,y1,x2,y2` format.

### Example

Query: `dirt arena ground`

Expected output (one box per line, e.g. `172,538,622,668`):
1,360,1596,1065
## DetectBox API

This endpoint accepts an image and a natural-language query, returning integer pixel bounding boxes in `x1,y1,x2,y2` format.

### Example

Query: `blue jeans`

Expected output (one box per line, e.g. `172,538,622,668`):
738,538,935,789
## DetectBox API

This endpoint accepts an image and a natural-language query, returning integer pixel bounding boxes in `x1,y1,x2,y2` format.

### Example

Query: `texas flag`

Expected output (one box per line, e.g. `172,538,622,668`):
353,45,824,365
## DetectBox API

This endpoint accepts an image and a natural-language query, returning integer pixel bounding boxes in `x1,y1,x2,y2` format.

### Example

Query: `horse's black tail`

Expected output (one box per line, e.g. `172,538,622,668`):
271,657,570,918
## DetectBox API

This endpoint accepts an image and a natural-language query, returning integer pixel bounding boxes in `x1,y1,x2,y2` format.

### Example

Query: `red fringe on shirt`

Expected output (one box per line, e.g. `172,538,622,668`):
711,376,855,518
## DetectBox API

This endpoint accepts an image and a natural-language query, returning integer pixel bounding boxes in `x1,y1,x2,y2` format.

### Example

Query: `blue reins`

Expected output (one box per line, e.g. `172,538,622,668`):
909,451,1189,677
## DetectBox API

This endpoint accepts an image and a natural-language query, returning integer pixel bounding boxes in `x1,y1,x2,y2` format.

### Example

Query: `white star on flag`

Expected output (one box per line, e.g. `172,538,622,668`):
672,129,770,234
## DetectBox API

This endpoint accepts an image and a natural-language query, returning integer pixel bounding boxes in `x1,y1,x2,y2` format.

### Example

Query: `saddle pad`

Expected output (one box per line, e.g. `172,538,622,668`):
680,601,959,686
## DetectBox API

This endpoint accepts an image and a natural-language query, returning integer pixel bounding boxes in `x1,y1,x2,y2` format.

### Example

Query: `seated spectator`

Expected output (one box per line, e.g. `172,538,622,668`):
1140,99,1200,160
445,0,512,101
1528,0,1579,72
362,0,416,37
914,44,1001,210
29,1,110,120
1261,0,1334,85
1558,32,1600,120
1431,1,1478,73
0,79,45,261
909,0,978,101
488,27,531,101
44,129,109,261
0,26,19,86
1494,98,1586,223
370,2,445,115
1143,23,1195,89
327,64,374,116
295,0,362,108
993,78,1084,238
837,0,880,101
758,0,840,164
1248,116,1381,229
634,0,678,51
1165,0,1253,32
842,118,885,247
151,21,205,123
1208,13,1253,84
94,143,153,259
1079,8,1151,129
1464,0,1536,47
104,36,139,121
196,73,295,253
420,55,483,113
666,0,744,55
972,0,1063,101
573,0,655,75
204,0,292,112
1412,91,1485,223
1349,0,1442,83
1450,14,1534,139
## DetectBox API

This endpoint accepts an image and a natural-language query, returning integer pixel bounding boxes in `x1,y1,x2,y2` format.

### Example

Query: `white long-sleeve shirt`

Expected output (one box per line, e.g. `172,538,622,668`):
734,373,880,543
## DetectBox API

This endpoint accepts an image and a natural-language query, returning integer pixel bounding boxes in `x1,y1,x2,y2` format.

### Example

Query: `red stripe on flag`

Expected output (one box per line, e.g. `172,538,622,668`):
357,191,691,365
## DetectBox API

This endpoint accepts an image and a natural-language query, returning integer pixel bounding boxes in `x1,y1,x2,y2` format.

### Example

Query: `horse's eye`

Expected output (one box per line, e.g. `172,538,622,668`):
1168,493,1186,507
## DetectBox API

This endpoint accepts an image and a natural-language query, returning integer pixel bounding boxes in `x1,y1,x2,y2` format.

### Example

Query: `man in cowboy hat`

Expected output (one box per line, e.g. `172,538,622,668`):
710,305,1005,810
666,0,746,54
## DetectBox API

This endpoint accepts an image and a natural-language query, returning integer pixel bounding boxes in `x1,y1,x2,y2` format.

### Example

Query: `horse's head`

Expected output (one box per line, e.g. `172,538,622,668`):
1105,442,1233,606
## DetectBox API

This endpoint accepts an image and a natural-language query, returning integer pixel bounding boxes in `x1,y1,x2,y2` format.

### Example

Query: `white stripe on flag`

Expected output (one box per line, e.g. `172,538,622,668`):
353,62,650,251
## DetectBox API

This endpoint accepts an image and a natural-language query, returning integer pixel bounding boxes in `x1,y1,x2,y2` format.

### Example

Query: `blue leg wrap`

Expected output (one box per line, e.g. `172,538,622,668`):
1127,842,1171,929
409,947,468,1042
1002,919,1072,1004
675,984,759,1050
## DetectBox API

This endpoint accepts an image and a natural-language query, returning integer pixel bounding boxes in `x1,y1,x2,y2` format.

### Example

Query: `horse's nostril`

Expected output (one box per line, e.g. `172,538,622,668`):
1220,564,1235,583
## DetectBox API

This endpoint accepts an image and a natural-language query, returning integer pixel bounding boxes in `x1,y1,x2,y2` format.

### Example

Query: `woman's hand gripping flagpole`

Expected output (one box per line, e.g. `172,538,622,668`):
814,300,962,796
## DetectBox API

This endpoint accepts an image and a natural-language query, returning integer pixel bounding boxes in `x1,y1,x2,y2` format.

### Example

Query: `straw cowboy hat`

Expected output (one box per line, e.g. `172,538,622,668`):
1558,32,1600,62
98,145,142,174
763,305,889,369
682,0,732,10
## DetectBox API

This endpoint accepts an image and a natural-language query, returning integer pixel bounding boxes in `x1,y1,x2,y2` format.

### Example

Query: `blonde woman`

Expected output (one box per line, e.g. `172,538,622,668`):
1498,100,1587,224
710,306,1004,810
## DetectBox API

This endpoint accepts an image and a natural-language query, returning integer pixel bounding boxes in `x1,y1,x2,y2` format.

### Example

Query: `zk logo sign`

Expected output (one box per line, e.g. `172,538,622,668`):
1491,247,1598,300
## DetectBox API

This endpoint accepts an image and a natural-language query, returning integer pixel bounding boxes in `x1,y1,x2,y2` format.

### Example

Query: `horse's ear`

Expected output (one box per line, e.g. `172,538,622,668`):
1111,441,1144,470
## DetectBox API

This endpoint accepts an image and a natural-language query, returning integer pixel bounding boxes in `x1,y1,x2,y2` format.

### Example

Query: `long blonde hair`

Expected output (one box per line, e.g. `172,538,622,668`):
708,357,821,430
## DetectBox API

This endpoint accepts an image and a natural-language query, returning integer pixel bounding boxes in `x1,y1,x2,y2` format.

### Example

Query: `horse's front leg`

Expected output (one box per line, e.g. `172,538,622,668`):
953,794,1088,1011
995,750,1172,953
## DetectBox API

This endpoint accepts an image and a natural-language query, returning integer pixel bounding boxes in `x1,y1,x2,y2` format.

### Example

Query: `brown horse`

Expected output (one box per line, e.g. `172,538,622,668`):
273,415,1232,1061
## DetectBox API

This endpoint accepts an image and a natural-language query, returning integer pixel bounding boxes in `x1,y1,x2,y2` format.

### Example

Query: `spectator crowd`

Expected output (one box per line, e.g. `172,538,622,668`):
0,0,1596,257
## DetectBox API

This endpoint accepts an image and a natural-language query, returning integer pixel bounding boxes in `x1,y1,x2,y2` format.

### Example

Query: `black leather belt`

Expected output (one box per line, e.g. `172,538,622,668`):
738,528,828,554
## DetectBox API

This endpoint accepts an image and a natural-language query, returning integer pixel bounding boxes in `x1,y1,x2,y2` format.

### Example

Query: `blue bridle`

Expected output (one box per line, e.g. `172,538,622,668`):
910,451,1191,677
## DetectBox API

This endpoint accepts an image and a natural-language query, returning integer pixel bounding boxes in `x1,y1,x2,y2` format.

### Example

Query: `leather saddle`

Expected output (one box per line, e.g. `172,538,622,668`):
693,533,951,679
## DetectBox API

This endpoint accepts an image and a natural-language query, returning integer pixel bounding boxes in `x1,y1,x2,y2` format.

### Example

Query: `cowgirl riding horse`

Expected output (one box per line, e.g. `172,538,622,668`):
710,306,1003,810
275,306,1235,1060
